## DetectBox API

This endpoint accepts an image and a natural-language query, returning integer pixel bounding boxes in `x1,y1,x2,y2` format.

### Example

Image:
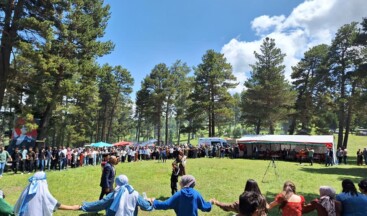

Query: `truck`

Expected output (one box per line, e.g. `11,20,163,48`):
198,137,228,148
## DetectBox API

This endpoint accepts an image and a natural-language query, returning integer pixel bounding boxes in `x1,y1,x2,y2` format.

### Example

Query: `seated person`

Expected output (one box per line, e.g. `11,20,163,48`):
0,190,14,216
14,172,79,216
237,191,267,216
303,186,342,216
80,174,153,215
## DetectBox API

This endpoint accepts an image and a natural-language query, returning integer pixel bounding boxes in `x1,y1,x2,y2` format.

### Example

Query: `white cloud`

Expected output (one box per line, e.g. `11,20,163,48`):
222,0,367,94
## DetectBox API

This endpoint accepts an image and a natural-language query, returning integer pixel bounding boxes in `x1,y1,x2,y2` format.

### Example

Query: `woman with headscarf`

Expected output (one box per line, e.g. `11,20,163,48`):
212,179,267,215
303,186,342,216
13,172,79,216
80,174,153,216
268,181,305,216
336,179,367,216
152,175,213,216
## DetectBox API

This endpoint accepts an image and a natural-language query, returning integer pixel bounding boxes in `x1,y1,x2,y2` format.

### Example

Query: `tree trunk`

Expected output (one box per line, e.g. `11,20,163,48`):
136,114,141,143
107,91,120,142
288,117,296,135
255,119,261,135
208,108,212,137
269,122,275,134
176,121,180,144
38,73,63,140
343,81,356,148
337,75,346,148
157,107,161,146
101,103,108,141
0,0,24,110
165,102,169,145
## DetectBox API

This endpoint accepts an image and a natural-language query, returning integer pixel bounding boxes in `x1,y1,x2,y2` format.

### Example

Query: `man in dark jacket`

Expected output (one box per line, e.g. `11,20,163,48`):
99,155,118,200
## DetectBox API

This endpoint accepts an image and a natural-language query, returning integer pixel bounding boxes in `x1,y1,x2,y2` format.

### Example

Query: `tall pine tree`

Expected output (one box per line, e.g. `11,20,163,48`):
241,38,295,134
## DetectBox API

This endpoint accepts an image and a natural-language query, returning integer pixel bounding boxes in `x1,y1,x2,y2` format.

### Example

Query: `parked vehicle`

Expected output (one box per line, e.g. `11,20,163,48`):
198,137,228,148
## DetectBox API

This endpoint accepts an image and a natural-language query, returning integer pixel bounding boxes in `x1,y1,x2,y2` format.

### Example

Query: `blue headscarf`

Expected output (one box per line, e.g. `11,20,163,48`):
14,172,57,216
109,175,135,212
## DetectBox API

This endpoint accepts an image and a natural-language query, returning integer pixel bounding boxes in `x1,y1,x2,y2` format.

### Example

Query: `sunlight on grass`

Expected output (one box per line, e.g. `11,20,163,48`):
1,135,366,216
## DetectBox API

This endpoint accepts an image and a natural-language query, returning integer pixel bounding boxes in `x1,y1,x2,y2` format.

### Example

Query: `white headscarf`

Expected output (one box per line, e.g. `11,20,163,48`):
181,175,196,188
14,172,58,216
110,174,139,216
319,186,336,216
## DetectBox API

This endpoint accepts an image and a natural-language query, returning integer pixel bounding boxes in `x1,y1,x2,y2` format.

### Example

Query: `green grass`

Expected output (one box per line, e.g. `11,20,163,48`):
2,135,367,216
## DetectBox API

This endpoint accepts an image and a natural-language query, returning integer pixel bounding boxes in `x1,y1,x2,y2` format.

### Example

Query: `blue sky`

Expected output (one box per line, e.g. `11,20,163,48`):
99,0,367,97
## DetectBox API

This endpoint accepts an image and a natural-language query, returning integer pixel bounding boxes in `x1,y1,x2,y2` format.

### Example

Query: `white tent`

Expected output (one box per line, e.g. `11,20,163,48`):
236,135,335,161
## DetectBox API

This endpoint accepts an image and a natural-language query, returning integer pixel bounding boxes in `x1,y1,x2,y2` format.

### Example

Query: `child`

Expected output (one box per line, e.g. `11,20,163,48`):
170,160,180,195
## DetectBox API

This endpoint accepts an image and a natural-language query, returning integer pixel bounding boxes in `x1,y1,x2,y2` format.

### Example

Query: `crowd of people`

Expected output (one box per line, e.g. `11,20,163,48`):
1,143,367,216
1,170,367,216
1,143,355,177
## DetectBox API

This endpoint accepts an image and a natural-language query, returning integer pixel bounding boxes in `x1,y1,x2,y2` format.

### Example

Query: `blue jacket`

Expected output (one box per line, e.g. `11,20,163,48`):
153,187,212,216
100,163,115,189
336,192,367,216
82,191,153,216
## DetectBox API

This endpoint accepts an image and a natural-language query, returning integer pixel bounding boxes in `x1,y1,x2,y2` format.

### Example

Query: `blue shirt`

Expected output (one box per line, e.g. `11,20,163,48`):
81,191,153,216
153,187,212,216
336,192,367,216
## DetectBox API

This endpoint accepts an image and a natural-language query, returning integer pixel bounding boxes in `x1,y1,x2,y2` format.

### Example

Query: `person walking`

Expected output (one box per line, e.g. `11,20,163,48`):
342,147,347,164
308,148,314,166
99,156,118,200
12,147,22,174
0,145,12,177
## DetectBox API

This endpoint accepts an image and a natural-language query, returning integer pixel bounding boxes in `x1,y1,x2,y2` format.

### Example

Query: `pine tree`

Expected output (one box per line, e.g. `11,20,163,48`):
191,50,237,137
241,38,295,134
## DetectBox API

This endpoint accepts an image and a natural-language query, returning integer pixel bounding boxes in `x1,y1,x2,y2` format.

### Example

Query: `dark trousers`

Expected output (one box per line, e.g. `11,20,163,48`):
99,188,113,200
27,160,34,172
21,160,27,172
309,156,313,166
12,161,20,173
171,176,178,195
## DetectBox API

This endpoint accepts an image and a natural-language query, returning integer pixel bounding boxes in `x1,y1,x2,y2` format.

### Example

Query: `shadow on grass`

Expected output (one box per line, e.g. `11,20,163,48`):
300,166,367,180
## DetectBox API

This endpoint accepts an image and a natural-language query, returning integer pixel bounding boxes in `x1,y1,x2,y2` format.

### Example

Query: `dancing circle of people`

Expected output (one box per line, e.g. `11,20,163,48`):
1,150,367,216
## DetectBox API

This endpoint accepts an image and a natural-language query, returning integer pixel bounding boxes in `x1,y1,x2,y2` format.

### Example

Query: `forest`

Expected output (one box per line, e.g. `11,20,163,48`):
0,1,366,149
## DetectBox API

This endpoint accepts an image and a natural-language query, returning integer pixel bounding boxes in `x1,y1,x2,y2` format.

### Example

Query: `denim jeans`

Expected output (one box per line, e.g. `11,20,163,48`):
0,162,5,176
39,160,45,171
45,159,51,170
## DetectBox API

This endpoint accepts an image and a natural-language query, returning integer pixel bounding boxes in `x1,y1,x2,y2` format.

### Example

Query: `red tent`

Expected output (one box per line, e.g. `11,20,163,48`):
113,141,132,146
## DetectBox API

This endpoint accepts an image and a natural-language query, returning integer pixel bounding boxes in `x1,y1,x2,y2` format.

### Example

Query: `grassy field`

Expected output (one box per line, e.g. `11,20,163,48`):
1,135,367,216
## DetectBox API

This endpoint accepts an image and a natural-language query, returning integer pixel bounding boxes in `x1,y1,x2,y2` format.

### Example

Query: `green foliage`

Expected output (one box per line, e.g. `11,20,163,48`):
291,44,331,134
242,38,296,134
190,50,238,137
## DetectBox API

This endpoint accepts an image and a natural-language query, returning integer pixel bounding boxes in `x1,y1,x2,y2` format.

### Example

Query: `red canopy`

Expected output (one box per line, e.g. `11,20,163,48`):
113,141,132,146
